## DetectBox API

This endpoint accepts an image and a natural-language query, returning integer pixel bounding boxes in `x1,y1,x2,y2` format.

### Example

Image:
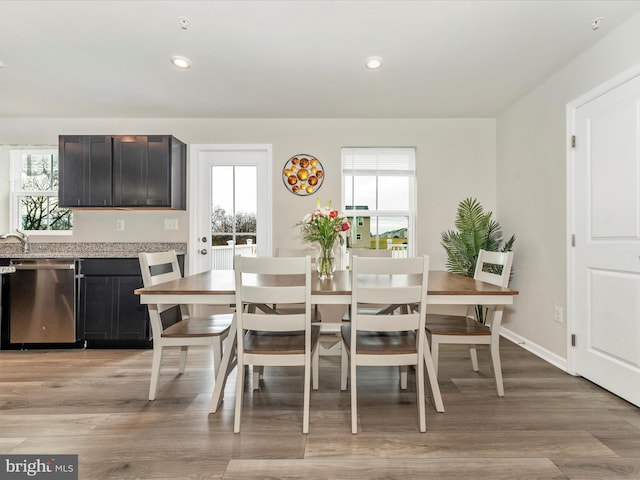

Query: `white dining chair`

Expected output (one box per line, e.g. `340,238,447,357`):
343,248,413,387
246,248,323,390
341,255,430,434
273,248,321,320
426,249,514,397
138,250,233,401
233,255,320,433
342,248,395,320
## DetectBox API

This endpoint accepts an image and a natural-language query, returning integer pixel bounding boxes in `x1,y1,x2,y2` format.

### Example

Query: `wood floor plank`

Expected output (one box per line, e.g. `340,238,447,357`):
305,431,617,458
552,458,640,479
223,458,567,480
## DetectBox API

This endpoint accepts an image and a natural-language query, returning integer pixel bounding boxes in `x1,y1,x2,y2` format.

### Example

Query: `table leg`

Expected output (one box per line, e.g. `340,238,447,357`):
423,339,445,413
208,318,237,414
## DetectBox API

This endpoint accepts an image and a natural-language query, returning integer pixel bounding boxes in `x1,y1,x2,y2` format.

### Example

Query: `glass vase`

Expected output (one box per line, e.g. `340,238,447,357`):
317,247,336,280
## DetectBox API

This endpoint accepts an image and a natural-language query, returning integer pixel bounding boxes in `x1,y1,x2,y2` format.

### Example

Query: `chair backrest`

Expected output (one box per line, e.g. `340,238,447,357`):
138,250,185,336
350,255,429,336
139,250,182,287
275,247,317,267
275,247,315,257
349,248,392,259
348,248,392,269
235,255,312,338
473,249,514,288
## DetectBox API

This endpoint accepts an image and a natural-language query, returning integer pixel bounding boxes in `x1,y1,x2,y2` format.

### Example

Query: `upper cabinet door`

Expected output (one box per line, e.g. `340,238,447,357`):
59,136,113,207
113,135,186,209
113,135,149,207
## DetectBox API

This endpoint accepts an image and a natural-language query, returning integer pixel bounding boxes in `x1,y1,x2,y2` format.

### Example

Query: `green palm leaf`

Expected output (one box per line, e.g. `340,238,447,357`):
441,198,516,323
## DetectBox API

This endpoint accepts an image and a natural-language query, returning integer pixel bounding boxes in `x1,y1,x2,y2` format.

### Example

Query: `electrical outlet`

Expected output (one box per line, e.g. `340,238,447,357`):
164,218,179,230
554,305,563,324
116,219,125,231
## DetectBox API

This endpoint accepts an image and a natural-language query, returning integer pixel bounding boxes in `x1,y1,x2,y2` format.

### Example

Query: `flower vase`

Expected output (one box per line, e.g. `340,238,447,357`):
317,246,336,280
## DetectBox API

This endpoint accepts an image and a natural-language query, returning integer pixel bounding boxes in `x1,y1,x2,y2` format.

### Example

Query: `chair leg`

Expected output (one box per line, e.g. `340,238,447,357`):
252,365,263,390
303,355,311,434
234,357,246,433
178,346,188,374
416,358,426,432
340,340,348,391
491,339,505,397
350,355,358,434
469,344,479,372
149,346,163,401
312,343,319,390
400,365,408,390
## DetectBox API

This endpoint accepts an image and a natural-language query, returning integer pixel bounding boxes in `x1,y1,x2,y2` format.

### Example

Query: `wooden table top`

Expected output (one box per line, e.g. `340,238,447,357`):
135,269,518,298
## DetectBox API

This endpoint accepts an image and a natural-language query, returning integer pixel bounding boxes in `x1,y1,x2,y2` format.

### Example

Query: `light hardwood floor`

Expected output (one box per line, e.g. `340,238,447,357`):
1,338,639,479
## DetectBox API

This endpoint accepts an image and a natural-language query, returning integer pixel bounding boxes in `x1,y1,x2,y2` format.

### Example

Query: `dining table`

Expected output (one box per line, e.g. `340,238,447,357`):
135,269,519,414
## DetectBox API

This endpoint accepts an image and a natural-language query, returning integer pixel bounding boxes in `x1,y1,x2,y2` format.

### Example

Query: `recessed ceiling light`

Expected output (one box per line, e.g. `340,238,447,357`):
365,57,383,70
171,56,191,69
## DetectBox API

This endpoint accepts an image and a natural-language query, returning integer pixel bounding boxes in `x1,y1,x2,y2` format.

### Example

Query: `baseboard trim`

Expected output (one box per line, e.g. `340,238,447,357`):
500,327,569,373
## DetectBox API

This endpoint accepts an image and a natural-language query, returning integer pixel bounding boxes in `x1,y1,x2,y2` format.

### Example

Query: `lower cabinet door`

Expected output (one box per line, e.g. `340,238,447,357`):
114,276,149,341
78,274,150,347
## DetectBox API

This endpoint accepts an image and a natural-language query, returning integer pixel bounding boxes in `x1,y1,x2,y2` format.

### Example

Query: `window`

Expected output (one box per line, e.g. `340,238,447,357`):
342,147,415,261
10,148,72,233
209,164,257,268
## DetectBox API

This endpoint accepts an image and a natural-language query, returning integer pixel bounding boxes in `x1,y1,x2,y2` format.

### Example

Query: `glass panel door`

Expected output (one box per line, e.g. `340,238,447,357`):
210,165,257,269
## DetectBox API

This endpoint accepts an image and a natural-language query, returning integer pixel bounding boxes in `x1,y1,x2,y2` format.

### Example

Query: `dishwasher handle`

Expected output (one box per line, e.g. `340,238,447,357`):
11,263,75,270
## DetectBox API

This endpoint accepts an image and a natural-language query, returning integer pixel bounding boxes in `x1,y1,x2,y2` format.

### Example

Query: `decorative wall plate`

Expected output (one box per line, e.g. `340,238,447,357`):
282,154,324,195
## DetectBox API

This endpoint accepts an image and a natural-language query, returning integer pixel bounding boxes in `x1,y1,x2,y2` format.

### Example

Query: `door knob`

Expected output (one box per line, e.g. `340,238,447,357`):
199,249,208,255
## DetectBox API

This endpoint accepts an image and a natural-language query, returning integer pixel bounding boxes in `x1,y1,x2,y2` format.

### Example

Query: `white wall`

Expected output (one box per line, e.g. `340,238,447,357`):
0,118,496,270
497,12,640,361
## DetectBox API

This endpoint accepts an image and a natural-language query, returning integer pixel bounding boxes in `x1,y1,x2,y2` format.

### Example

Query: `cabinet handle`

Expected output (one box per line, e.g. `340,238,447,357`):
199,249,208,255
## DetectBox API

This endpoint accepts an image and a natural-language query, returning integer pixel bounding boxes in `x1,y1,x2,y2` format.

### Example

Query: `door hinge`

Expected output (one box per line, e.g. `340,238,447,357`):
571,334,576,347
571,135,576,148
571,234,576,247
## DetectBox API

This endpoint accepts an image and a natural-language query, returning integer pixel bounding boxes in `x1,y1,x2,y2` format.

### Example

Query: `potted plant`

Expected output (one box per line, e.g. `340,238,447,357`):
441,197,515,323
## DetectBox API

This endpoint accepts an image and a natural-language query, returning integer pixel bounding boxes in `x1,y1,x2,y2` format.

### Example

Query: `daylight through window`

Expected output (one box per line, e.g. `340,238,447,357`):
341,147,416,262
10,148,72,232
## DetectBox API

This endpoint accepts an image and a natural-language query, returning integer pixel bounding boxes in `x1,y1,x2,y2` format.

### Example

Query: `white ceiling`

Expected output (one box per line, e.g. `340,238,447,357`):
1,0,640,119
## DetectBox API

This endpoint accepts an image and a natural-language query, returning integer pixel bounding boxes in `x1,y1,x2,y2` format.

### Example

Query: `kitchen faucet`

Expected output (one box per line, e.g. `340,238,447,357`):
0,229,30,253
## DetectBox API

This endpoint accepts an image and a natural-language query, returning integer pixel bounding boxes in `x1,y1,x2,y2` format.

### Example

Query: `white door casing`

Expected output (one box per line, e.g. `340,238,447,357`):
568,65,640,407
188,144,272,275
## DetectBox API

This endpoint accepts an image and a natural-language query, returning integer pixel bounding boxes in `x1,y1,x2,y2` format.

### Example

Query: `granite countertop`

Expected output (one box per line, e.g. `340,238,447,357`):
0,242,187,259
0,266,16,274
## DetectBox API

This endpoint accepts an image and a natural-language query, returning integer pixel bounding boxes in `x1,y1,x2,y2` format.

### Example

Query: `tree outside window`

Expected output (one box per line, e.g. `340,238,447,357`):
11,149,72,232
211,205,256,246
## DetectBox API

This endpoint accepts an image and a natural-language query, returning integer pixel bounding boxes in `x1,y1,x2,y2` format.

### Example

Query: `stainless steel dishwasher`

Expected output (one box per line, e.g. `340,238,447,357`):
9,259,76,344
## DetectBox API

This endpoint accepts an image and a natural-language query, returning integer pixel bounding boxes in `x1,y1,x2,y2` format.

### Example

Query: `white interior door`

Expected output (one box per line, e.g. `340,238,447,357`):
571,71,640,407
189,145,272,275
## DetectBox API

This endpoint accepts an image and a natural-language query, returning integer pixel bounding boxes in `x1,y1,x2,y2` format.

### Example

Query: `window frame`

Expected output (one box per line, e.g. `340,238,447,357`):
9,147,73,235
341,147,416,261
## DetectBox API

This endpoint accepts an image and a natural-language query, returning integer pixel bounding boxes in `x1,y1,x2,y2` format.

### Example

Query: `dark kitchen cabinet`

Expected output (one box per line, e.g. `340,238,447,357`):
58,134,186,209
77,258,150,348
113,135,186,208
59,136,113,207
